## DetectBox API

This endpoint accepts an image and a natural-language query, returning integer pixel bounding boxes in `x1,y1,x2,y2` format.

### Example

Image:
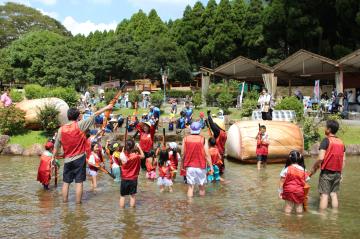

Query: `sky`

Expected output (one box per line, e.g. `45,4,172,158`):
0,0,214,35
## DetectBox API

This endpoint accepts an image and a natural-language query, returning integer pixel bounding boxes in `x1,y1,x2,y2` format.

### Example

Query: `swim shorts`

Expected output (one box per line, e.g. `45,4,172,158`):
319,170,341,194
63,155,86,183
186,167,207,186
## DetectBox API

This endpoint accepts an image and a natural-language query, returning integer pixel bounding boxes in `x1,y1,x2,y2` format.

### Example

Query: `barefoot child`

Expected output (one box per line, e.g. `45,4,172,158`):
208,137,224,183
168,142,181,180
145,151,157,181
119,140,145,208
111,143,121,183
256,125,269,170
157,150,174,192
87,142,103,191
37,141,55,190
279,151,310,214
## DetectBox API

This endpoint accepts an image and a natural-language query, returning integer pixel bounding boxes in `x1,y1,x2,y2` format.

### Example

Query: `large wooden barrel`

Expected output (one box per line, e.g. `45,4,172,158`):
15,98,69,129
226,120,304,163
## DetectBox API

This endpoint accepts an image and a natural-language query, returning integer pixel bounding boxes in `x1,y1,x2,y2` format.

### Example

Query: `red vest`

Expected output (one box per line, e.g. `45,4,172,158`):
145,158,157,172
88,152,101,171
256,133,269,156
321,136,345,172
184,135,206,169
37,153,52,185
209,147,222,166
60,121,86,157
139,133,153,152
169,151,178,169
216,130,227,155
85,139,91,159
158,164,171,179
121,152,141,180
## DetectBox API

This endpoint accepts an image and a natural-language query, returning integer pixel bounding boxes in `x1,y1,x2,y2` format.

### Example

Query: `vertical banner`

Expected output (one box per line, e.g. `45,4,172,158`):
314,80,320,101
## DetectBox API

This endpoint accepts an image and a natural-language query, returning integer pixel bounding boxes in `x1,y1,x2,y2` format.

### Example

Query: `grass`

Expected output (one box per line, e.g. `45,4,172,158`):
9,130,48,148
326,125,360,146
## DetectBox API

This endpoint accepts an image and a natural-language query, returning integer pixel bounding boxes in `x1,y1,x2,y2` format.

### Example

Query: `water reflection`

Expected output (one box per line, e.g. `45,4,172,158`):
61,205,89,239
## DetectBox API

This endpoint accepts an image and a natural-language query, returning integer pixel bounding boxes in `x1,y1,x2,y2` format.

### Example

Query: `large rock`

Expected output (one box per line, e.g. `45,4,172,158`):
0,135,10,152
22,143,44,156
15,98,69,130
2,144,24,155
345,144,360,155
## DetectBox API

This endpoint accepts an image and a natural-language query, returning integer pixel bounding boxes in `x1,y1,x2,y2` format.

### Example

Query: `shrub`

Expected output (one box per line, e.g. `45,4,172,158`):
129,90,141,107
275,96,304,122
244,90,260,100
10,89,24,102
51,87,79,107
0,106,26,135
240,98,258,118
37,104,60,135
105,89,117,104
150,91,163,107
302,117,321,150
24,84,47,99
192,92,202,109
218,90,234,115
167,90,193,98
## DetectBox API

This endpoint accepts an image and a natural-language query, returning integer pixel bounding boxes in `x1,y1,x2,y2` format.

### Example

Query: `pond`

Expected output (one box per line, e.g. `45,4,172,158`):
0,155,359,238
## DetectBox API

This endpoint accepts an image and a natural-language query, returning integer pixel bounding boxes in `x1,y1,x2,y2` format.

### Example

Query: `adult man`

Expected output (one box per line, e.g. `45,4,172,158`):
182,122,213,197
309,120,346,210
258,88,272,120
0,88,12,107
53,104,112,204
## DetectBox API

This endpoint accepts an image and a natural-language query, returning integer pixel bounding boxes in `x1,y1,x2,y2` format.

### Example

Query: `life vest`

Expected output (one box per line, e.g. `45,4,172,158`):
88,152,101,171
256,132,269,156
60,121,86,157
85,139,91,160
184,135,206,169
209,147,222,166
282,165,308,204
158,163,171,179
145,157,157,172
321,136,345,172
169,151,178,169
111,151,120,168
121,152,141,180
139,132,153,152
216,130,227,155
37,152,52,185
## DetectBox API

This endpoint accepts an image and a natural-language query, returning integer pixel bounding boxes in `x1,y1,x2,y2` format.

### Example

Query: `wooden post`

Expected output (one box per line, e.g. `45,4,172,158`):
288,79,292,96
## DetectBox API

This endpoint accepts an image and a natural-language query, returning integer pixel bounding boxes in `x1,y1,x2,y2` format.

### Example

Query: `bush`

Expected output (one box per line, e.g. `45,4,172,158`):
37,104,60,135
275,96,304,122
129,90,141,107
167,90,193,98
244,90,260,100
105,89,117,104
240,98,258,118
10,89,24,102
0,106,26,135
192,92,202,109
150,91,163,107
302,117,321,150
218,90,234,115
24,84,47,99
51,87,79,107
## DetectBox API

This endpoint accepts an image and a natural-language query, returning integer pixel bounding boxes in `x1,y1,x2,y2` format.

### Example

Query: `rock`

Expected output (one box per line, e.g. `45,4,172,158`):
310,142,320,155
0,135,10,152
1,144,24,155
22,143,44,156
345,144,360,155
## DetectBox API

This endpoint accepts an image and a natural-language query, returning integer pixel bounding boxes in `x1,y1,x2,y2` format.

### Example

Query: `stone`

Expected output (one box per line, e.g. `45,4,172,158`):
22,143,44,156
0,135,10,152
2,144,24,155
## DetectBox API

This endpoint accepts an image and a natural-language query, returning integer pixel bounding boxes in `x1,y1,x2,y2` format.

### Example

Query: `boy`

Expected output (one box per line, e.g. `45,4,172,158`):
310,120,346,211
256,125,269,170
119,140,145,208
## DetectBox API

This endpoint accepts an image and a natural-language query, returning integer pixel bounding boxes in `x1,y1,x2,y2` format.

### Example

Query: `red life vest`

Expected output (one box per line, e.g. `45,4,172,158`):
88,152,101,171
282,165,308,204
85,139,91,159
60,121,87,157
321,136,345,172
169,151,178,169
121,152,141,180
256,133,269,156
184,135,206,169
209,147,222,166
216,130,227,155
139,132,153,152
158,163,171,179
145,157,157,172
37,153,52,185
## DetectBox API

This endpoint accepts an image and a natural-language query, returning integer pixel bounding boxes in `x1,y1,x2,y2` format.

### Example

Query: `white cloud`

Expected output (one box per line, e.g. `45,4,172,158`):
37,8,59,19
62,16,117,36
34,0,57,5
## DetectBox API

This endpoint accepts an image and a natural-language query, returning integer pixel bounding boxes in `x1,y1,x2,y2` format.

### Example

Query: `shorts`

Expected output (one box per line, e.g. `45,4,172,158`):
319,170,341,194
88,169,98,177
257,155,267,162
120,179,138,196
157,177,173,186
63,155,86,183
186,167,207,186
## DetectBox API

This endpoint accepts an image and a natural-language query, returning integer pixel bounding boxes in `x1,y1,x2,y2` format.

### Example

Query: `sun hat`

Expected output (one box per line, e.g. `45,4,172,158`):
213,118,226,131
190,122,201,135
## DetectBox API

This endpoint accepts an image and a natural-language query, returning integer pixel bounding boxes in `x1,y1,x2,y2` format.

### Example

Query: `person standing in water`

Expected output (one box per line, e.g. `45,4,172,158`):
309,120,346,211
37,141,55,190
53,104,113,204
256,125,269,170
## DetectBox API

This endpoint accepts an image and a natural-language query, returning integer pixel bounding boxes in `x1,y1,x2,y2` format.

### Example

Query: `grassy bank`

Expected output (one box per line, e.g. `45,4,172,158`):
327,125,360,145
9,130,48,148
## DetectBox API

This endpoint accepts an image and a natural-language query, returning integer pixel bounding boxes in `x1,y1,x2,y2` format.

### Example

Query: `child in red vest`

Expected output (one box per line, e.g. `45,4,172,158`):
168,142,180,180
208,137,224,182
279,151,310,214
119,140,145,208
87,142,103,191
256,125,269,170
157,150,174,192
145,151,157,180
136,122,155,170
37,141,55,190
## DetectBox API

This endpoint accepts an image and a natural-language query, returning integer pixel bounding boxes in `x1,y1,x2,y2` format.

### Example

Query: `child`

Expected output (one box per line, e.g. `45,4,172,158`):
157,150,174,192
168,142,181,180
136,122,156,170
199,112,205,129
111,143,121,183
37,141,55,190
87,142,102,191
119,140,145,208
177,111,186,129
208,137,224,182
279,151,310,214
145,151,157,181
256,125,269,170
168,113,175,131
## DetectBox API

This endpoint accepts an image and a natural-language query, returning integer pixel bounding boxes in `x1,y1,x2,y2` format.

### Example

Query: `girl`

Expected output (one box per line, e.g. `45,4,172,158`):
157,150,174,192
145,151,157,180
111,143,121,183
279,151,310,214
168,142,181,180
37,141,55,190
87,142,102,191
208,137,224,182
136,122,155,170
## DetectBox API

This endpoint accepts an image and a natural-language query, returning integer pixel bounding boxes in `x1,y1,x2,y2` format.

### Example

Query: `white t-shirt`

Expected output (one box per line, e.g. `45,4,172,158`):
258,94,272,112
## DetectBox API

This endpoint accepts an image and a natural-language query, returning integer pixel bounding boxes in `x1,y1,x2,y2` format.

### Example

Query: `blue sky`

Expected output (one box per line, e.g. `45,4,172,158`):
0,0,213,35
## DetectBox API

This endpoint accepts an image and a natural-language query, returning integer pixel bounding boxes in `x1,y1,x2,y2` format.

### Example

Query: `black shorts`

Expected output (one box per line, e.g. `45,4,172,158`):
63,155,86,183
120,179,138,196
257,155,267,162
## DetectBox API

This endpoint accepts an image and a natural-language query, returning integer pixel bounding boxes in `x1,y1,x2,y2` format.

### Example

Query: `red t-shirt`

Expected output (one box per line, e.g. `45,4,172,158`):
121,153,142,180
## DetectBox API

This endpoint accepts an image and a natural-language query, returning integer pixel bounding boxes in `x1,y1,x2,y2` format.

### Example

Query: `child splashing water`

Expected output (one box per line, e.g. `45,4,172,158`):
157,150,174,192
279,151,310,215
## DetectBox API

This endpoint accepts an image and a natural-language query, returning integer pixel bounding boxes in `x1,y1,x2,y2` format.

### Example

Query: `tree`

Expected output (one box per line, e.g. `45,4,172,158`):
0,2,71,48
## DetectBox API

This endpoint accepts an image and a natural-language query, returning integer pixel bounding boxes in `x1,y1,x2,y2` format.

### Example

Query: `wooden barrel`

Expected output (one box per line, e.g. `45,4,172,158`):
15,98,69,130
226,120,304,163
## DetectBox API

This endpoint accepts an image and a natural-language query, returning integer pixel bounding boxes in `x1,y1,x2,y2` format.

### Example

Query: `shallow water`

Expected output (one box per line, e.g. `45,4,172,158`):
0,156,359,239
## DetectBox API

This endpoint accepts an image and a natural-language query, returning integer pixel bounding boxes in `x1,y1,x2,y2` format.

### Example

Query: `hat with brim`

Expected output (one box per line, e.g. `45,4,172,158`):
190,122,201,134
140,122,151,128
213,118,226,131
